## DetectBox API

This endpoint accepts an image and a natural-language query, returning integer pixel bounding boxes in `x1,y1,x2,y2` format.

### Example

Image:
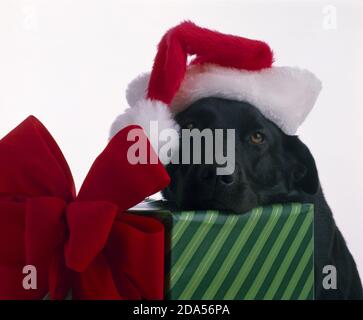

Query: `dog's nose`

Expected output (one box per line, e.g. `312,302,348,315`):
220,174,235,185
198,165,238,187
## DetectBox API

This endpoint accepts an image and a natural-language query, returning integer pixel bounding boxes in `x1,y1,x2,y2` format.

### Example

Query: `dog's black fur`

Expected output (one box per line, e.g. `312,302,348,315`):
162,97,363,300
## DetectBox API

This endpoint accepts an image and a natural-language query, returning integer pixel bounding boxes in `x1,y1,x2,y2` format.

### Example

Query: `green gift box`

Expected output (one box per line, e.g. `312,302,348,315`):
130,202,314,300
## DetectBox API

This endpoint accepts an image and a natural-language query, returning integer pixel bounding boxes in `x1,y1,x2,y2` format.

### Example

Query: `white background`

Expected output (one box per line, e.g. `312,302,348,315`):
0,0,362,280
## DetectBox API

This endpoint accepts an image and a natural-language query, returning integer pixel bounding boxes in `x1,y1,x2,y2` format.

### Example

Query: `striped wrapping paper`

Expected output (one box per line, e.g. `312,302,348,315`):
153,203,314,300
130,201,314,300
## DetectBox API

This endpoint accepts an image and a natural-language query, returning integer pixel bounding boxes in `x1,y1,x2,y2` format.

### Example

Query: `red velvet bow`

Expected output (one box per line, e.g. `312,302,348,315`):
0,116,170,300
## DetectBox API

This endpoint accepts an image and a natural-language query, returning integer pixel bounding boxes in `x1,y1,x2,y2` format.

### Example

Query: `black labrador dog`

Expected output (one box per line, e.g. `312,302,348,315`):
162,97,363,300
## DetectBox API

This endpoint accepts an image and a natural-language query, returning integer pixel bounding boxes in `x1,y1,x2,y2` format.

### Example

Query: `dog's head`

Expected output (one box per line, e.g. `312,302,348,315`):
162,97,320,213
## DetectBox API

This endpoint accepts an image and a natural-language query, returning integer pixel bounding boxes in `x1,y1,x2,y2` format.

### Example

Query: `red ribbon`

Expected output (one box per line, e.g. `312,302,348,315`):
0,116,170,300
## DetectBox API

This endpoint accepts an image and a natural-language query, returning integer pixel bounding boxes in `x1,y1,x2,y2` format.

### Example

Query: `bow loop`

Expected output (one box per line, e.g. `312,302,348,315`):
77,125,170,210
65,201,118,272
0,116,75,201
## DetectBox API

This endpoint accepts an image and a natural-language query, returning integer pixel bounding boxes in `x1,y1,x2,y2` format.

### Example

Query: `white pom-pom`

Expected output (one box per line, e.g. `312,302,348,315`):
110,99,180,164
125,73,150,107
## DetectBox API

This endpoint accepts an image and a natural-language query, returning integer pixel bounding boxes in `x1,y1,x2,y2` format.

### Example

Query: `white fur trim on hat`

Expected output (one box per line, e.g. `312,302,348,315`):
126,64,322,135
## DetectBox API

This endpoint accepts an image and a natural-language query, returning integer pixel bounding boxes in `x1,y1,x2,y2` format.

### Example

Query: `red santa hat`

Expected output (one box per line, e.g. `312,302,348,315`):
110,21,321,162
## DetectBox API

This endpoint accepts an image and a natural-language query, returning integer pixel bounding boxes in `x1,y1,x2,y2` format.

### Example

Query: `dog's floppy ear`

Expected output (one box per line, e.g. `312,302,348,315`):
285,136,320,195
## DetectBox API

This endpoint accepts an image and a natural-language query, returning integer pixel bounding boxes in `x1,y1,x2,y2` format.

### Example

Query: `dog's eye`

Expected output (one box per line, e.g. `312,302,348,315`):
249,131,265,144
